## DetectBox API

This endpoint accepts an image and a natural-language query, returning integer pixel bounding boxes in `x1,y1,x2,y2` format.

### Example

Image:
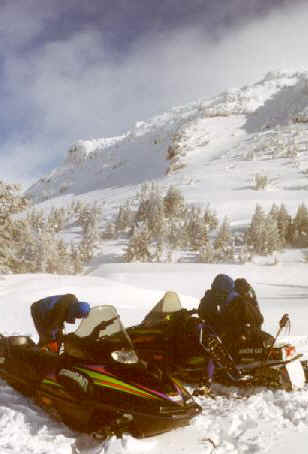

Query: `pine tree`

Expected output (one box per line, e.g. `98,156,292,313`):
277,204,291,246
263,214,281,254
269,203,279,221
166,219,184,249
163,186,185,218
71,243,84,274
246,204,266,253
0,217,14,272
213,217,235,261
203,204,218,231
294,203,308,238
124,226,152,262
183,206,208,250
115,201,135,233
56,239,71,274
135,185,164,238
26,209,45,233
214,217,233,250
0,181,29,272
0,181,28,219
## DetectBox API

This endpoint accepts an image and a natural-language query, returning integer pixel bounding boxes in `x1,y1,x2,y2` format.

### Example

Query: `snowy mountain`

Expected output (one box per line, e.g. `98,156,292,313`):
26,70,308,228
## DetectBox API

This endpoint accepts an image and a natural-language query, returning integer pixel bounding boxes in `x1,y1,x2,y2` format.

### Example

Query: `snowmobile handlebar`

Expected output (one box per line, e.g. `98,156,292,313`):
91,315,119,338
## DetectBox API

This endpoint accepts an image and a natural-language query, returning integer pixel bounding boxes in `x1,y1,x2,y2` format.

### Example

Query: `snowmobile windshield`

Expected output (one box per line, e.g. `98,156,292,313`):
142,291,183,326
74,305,138,364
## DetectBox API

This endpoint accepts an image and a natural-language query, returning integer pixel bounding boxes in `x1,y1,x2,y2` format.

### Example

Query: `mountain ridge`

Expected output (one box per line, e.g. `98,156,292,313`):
25,70,308,227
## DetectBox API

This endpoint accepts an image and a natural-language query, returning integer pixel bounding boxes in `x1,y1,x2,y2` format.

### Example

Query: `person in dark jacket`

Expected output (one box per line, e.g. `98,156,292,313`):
31,294,90,351
198,274,238,336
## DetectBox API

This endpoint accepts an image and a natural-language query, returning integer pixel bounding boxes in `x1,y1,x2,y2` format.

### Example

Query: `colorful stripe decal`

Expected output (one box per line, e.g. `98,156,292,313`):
171,377,188,395
77,367,160,400
79,365,179,401
42,378,62,388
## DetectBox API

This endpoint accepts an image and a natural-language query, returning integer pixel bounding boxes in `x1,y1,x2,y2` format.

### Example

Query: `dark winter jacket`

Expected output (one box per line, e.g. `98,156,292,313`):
198,274,238,335
31,294,90,345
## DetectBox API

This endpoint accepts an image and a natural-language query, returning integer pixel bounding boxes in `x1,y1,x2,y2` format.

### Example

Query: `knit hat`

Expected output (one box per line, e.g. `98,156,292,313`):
67,301,90,323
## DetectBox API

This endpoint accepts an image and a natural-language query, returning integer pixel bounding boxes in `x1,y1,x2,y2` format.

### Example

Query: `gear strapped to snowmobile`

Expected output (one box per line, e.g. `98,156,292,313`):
128,293,306,391
0,305,201,440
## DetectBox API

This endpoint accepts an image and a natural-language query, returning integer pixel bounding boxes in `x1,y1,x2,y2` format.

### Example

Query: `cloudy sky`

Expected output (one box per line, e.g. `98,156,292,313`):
0,0,307,188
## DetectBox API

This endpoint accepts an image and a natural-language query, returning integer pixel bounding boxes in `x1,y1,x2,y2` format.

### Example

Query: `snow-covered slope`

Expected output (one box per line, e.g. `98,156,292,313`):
26,70,308,227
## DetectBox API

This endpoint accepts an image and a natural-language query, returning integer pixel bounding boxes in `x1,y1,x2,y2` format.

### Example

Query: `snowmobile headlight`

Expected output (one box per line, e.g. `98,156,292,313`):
111,349,139,364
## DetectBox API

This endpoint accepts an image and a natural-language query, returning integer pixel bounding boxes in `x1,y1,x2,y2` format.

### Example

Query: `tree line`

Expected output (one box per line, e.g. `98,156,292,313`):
1,180,307,273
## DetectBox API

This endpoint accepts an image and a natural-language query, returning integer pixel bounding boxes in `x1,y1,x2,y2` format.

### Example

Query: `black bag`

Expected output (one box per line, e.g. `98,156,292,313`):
223,295,264,342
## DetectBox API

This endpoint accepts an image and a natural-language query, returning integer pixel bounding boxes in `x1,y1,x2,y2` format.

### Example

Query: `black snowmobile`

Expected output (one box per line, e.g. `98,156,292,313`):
128,292,306,391
0,305,201,439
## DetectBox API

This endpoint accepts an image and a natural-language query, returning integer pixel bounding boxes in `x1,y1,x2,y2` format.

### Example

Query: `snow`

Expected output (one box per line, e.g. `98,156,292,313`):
1,260,308,454
4,69,308,452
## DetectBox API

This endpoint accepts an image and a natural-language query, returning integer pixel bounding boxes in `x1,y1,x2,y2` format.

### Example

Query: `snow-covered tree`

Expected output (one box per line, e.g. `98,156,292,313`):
183,206,208,250
269,203,280,220
0,181,28,219
214,217,233,250
135,184,165,238
292,203,308,246
214,217,235,261
163,185,185,218
254,173,268,190
246,204,266,252
203,204,219,231
0,182,30,272
124,226,152,262
246,205,281,255
114,201,135,233
276,204,291,246
263,214,281,254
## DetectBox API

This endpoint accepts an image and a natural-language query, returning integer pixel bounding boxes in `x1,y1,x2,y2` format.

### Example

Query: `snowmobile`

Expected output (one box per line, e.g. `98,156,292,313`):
0,305,201,439
127,292,306,392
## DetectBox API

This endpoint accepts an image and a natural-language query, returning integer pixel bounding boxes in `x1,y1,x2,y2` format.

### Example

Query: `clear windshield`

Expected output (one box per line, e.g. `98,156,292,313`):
75,305,123,338
73,305,138,363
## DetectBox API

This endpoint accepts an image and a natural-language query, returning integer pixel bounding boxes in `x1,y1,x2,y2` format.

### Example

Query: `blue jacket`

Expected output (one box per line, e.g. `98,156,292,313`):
31,294,90,343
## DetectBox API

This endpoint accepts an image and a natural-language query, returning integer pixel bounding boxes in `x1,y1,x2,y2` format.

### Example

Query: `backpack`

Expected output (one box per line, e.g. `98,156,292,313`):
223,294,264,344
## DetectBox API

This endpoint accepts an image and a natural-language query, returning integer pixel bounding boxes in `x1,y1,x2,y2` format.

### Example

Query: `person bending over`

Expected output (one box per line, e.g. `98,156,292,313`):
31,293,90,352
